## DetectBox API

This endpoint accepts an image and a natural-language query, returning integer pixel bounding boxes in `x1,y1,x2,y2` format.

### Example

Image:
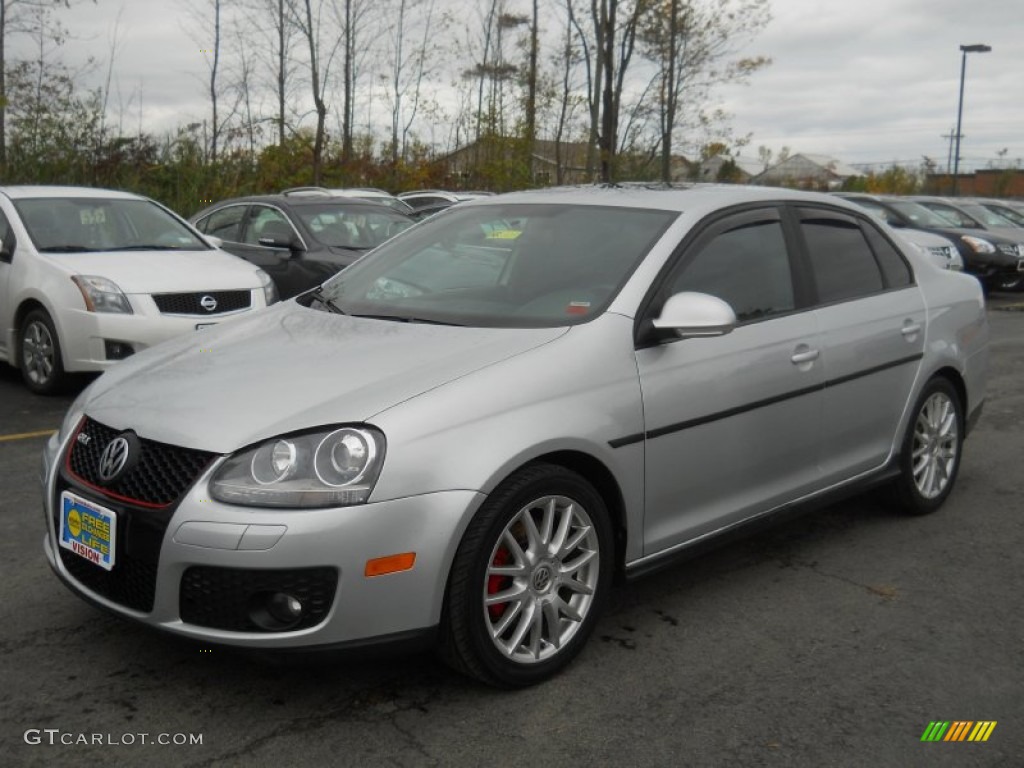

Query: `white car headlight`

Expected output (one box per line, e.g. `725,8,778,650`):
960,236,995,254
71,275,133,314
255,268,278,305
209,426,385,508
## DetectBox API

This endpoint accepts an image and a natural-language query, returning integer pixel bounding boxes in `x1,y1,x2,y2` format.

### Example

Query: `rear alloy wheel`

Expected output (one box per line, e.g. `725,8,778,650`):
890,378,963,515
442,464,613,687
20,308,65,395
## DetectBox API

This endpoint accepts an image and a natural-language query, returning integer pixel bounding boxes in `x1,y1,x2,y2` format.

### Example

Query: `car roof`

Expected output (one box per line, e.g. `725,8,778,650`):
198,194,403,209
0,185,145,200
461,183,867,215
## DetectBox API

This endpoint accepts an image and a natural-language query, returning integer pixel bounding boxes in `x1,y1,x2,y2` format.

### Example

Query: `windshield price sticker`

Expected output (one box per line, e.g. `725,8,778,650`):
59,492,117,571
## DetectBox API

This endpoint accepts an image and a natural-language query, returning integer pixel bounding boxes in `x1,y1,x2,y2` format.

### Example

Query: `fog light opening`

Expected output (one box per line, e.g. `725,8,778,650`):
248,591,304,630
104,340,135,360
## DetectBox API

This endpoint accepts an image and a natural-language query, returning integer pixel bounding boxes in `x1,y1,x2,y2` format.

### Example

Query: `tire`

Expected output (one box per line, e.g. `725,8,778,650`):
19,308,66,395
889,377,964,515
440,463,613,687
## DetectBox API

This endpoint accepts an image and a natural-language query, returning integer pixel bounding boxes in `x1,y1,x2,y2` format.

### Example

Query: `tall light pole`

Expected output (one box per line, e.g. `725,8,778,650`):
952,43,991,196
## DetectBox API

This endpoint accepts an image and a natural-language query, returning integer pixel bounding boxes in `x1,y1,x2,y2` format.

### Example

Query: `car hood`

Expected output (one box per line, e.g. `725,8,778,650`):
81,302,567,453
43,248,262,292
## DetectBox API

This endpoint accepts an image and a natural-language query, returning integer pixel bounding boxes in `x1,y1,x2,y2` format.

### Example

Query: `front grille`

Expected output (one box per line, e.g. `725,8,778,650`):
997,244,1023,258
59,544,158,612
69,418,216,507
53,475,177,613
180,566,339,632
152,290,251,315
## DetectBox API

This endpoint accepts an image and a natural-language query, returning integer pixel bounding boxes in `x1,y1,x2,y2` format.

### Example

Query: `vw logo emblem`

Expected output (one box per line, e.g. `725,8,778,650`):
532,566,552,592
200,295,218,312
98,436,132,483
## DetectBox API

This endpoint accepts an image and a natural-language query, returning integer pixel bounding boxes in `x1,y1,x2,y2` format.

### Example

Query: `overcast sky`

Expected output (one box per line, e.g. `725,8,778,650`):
12,0,1022,173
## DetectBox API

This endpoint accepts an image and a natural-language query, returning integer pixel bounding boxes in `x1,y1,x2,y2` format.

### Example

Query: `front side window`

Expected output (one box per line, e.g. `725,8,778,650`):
17,198,208,252
244,206,295,247
670,217,795,323
316,203,677,327
801,213,884,303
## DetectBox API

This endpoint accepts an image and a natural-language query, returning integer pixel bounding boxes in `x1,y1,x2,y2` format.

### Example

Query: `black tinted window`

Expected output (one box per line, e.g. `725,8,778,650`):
802,216,884,303
672,219,794,322
861,224,911,288
197,206,245,241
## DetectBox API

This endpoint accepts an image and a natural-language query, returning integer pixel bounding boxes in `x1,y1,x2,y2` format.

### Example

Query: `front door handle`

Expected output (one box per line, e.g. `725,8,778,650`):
901,322,922,337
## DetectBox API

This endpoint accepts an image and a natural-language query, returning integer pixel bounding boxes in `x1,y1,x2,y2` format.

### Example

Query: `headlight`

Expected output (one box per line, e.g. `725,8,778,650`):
209,426,385,508
71,275,133,314
255,268,278,305
960,236,996,254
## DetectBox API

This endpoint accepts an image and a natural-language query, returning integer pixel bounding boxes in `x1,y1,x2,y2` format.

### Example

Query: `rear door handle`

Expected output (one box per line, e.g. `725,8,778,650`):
791,348,820,364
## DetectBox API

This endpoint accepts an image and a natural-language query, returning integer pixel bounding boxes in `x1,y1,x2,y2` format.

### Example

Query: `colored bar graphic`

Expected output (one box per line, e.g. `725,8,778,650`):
945,721,972,741
921,720,996,742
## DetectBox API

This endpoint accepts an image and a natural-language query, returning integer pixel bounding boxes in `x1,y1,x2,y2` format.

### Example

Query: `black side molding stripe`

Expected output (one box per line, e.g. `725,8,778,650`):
609,352,923,448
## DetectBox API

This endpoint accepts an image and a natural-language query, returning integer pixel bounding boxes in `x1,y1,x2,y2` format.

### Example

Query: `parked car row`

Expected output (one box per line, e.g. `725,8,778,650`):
0,184,495,393
836,193,1024,292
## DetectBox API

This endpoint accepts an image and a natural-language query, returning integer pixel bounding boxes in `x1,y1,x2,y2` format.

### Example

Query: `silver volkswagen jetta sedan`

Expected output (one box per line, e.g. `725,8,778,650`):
41,185,988,687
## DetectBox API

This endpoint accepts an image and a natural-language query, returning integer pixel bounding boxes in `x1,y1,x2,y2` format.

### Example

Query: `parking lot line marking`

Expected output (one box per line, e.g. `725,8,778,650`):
0,428,57,443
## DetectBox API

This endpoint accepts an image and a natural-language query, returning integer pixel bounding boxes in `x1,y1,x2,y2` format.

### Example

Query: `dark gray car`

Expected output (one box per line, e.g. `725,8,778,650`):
191,195,414,298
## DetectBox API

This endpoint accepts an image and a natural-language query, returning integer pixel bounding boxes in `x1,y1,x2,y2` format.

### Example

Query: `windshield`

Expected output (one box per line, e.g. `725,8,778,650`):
956,202,1018,228
15,197,208,253
885,200,963,228
315,203,677,327
294,203,414,250
982,203,1024,227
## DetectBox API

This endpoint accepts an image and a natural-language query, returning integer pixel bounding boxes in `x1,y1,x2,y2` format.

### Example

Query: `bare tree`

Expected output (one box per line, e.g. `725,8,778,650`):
642,0,771,181
382,0,437,168
287,0,340,184
0,0,89,169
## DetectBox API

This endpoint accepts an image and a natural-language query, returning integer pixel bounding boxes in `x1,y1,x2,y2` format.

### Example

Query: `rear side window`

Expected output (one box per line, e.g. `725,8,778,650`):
800,213,884,303
861,224,912,288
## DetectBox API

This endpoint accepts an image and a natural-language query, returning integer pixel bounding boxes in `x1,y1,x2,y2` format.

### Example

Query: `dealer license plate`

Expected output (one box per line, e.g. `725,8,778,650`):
59,491,117,571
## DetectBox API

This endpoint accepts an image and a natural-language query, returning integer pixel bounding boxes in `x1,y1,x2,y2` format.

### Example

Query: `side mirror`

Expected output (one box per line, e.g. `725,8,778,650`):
204,234,224,248
258,232,302,252
651,291,737,339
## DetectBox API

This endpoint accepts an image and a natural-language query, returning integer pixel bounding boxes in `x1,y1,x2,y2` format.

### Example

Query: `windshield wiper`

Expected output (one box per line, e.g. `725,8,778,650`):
350,313,464,326
307,288,347,315
38,245,100,253
102,244,190,251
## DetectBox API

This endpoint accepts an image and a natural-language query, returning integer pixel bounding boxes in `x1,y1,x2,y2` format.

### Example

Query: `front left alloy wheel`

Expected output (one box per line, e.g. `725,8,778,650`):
441,464,613,687
19,308,66,395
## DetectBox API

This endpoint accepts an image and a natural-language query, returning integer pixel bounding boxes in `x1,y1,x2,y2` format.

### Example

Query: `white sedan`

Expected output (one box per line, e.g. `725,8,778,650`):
0,186,277,393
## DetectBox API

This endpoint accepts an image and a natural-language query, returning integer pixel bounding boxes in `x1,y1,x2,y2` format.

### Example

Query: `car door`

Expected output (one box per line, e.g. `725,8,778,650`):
794,206,925,484
635,206,824,555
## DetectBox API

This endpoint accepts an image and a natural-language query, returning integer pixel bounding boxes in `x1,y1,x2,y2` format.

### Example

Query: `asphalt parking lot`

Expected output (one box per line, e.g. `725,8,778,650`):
2,295,1022,767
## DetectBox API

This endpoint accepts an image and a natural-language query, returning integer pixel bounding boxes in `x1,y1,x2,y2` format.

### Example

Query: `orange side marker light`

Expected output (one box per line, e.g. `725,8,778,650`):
365,552,416,577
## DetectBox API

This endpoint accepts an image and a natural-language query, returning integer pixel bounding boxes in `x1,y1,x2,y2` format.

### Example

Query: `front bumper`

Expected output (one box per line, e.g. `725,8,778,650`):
41,430,482,649
54,295,260,373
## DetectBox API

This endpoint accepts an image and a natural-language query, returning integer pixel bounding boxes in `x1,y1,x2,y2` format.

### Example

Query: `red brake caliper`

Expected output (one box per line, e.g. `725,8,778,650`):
487,547,511,620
